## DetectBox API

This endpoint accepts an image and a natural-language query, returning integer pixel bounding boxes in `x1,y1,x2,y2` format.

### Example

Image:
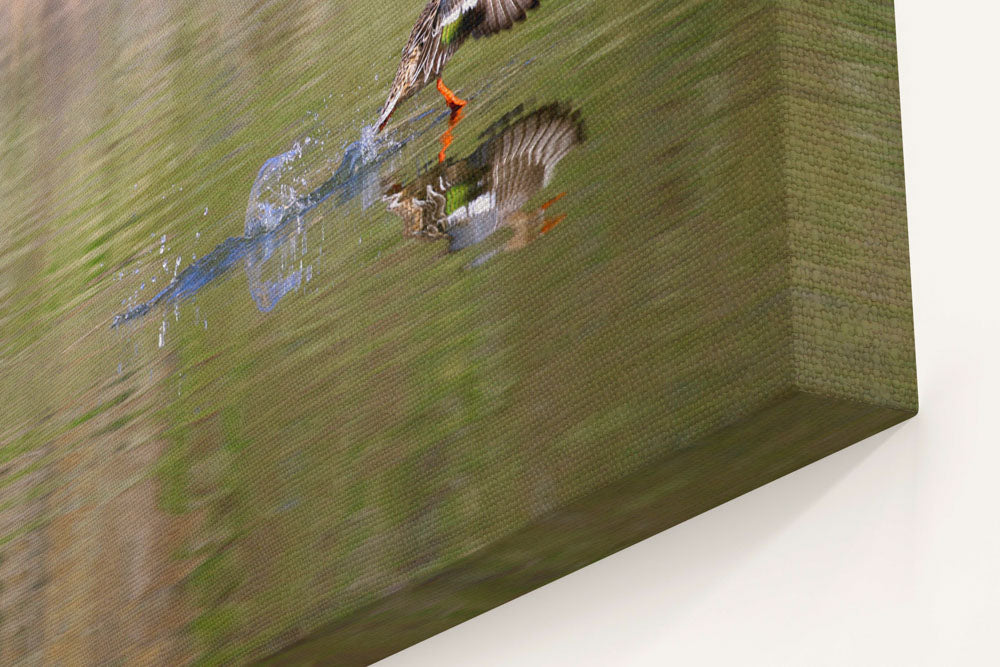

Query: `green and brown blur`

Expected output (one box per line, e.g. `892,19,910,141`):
0,1,914,664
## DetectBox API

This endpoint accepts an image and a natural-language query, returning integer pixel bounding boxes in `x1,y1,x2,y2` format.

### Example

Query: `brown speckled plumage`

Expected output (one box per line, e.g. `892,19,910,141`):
376,0,541,131
384,104,584,256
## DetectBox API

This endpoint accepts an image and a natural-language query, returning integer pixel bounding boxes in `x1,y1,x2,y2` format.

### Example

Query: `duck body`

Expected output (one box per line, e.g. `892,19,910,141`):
376,0,541,132
384,104,584,259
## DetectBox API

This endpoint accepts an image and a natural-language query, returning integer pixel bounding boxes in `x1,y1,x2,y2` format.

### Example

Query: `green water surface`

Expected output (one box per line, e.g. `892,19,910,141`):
0,0,825,662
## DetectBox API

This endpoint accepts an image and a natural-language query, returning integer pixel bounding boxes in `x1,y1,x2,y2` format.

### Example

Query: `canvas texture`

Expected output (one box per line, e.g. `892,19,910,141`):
0,0,915,664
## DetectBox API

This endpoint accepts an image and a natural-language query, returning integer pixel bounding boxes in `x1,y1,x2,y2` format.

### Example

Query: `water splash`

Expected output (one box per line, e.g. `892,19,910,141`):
112,129,395,328
112,93,473,330
243,143,305,237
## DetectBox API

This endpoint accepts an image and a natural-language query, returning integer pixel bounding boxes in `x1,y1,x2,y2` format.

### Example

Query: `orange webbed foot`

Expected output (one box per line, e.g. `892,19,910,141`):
540,192,567,211
438,107,465,164
540,213,567,235
436,78,467,112
540,193,569,234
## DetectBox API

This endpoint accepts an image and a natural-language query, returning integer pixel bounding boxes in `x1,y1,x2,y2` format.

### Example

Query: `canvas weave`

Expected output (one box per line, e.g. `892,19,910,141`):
0,1,915,664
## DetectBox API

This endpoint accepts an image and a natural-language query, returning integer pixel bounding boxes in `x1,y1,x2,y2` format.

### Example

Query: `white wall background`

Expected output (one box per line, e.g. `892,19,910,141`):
381,1,1000,664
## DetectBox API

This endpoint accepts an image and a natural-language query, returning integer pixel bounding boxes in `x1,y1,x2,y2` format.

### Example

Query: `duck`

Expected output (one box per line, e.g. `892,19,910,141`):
383,104,584,261
375,0,542,133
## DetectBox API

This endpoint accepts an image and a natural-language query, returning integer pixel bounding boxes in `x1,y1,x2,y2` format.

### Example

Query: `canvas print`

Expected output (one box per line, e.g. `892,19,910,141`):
1,0,915,664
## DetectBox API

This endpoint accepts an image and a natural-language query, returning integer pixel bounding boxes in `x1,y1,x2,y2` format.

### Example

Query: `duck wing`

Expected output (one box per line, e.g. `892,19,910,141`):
486,104,584,213
416,0,540,83
473,0,541,36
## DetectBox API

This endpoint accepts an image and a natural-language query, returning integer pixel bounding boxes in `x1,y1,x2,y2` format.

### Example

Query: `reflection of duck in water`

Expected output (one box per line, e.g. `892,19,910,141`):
376,0,541,133
384,104,584,263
